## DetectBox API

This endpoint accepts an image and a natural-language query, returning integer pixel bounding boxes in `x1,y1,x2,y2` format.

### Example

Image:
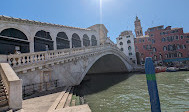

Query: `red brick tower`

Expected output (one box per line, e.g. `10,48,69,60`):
134,16,143,37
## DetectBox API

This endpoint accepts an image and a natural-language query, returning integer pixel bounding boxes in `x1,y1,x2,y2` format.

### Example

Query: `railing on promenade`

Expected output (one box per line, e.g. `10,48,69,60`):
7,44,118,67
23,80,58,98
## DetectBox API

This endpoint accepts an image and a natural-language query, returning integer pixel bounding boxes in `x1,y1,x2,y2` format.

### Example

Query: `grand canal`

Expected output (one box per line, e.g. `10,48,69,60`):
77,71,189,112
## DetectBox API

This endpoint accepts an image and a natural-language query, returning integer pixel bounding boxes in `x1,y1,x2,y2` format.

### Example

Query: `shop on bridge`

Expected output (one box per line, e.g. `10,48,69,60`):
91,35,97,46
72,33,81,48
56,32,70,49
34,30,54,52
0,28,30,55
83,34,90,47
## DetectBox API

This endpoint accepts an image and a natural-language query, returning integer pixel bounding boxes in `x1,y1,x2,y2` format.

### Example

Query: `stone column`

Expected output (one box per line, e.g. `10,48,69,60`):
51,32,57,50
29,36,34,53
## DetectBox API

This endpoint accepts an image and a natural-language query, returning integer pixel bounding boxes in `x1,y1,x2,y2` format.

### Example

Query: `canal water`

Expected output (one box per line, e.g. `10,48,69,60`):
76,71,189,112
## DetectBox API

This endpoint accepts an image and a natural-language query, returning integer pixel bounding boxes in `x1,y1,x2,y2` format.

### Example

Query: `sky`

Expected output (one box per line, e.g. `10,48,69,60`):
1,0,189,43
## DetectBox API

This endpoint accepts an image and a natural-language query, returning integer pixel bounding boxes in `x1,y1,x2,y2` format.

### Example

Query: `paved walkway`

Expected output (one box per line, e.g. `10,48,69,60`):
21,87,65,112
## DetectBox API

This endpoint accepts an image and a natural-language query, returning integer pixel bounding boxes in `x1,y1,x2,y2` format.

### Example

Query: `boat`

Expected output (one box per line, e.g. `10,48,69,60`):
166,67,179,72
179,66,189,71
155,66,167,73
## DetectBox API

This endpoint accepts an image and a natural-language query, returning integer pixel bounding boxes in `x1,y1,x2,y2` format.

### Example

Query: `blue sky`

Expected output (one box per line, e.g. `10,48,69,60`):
1,0,189,43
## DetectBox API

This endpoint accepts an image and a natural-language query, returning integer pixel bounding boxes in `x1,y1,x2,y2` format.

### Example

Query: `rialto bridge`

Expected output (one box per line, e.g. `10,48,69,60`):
0,15,139,110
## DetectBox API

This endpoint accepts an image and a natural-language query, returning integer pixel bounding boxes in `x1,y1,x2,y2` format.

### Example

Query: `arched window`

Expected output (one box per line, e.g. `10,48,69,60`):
127,40,131,44
0,28,29,54
120,48,123,51
119,42,123,45
83,34,90,47
153,47,156,52
1,28,28,40
168,45,173,51
128,46,132,50
153,55,157,60
91,35,97,46
159,54,162,59
178,52,182,57
34,30,53,52
72,33,81,48
56,32,70,49
163,46,167,51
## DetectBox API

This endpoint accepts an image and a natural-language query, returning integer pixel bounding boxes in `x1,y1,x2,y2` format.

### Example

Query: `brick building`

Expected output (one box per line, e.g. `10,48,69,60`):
134,17,189,66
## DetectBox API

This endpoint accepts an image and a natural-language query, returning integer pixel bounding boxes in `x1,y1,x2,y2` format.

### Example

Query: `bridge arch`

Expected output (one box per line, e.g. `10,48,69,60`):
0,28,30,54
34,30,54,52
78,51,132,84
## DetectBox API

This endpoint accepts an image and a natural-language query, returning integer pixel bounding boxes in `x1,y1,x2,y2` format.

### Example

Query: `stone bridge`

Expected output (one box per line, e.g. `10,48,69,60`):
1,45,136,87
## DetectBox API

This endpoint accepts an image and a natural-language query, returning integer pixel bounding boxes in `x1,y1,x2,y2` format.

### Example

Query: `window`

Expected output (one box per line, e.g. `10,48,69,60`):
186,41,189,43
127,40,131,44
182,45,186,49
120,42,123,45
163,46,167,51
165,54,168,58
159,54,162,59
153,47,156,52
120,48,123,51
180,35,183,39
143,45,146,49
175,35,179,40
151,34,154,37
126,35,130,38
136,46,138,50
177,44,180,49
152,39,155,44
128,46,132,50
178,52,182,57
119,37,122,40
129,53,133,56
161,37,166,42
148,38,151,42
153,55,157,60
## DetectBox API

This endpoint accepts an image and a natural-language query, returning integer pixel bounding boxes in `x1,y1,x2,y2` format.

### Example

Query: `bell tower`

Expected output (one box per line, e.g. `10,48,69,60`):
134,16,143,37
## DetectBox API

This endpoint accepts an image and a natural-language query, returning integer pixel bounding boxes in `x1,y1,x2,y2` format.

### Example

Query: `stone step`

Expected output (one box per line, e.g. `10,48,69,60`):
75,96,80,106
56,87,72,109
71,99,76,106
0,95,7,101
64,87,74,108
47,86,69,112
0,88,5,93
0,85,5,89
0,99,8,107
0,91,6,96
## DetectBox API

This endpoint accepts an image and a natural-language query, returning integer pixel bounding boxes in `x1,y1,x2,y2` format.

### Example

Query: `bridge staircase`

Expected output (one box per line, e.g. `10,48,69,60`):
0,77,8,111
48,86,90,112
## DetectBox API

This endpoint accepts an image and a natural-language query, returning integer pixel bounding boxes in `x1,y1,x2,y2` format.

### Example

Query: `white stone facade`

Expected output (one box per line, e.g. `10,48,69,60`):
0,16,109,53
116,31,137,64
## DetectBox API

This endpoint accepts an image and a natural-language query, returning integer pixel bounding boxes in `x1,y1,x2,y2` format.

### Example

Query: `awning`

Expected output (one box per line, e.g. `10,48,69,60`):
163,58,189,62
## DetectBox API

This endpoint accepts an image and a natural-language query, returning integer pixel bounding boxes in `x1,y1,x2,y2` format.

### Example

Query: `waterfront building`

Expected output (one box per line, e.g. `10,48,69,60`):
117,31,137,64
134,18,189,66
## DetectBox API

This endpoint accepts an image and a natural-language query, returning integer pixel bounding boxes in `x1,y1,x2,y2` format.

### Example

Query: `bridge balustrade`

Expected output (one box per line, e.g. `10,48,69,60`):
7,45,116,67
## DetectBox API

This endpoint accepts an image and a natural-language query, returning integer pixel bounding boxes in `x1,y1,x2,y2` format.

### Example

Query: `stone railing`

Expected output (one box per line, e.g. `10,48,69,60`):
0,63,22,110
6,45,109,67
4,44,135,71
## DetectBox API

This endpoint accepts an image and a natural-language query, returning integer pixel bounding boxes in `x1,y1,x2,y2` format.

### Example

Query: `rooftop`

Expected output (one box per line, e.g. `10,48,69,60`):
0,15,92,31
